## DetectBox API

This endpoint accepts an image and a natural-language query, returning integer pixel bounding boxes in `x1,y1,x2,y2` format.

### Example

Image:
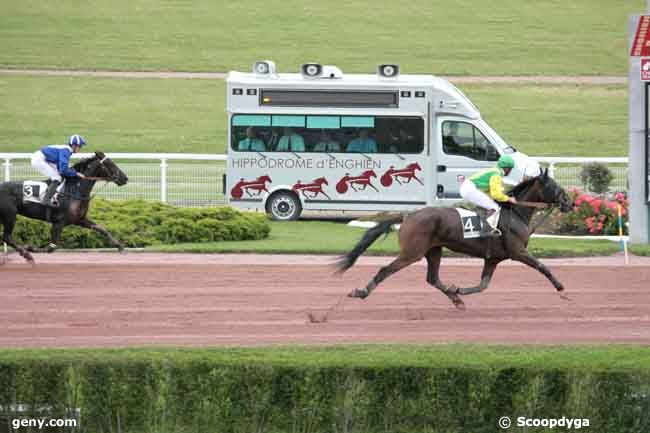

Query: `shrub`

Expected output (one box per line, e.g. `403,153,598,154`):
557,188,628,235
579,162,614,194
11,200,270,248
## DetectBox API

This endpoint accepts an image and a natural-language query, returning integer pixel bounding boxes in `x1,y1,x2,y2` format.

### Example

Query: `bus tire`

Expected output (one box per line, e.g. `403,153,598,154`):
266,191,302,221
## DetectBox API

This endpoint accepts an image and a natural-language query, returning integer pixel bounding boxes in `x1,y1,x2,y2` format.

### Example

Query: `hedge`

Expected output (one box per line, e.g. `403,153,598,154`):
0,350,648,433
11,200,270,248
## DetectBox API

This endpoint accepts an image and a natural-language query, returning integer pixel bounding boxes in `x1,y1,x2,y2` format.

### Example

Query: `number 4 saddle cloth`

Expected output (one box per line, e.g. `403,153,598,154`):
454,207,497,239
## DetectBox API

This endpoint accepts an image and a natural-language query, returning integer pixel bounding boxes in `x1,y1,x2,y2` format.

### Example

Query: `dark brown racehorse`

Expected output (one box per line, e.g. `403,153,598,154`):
336,169,573,310
0,152,128,263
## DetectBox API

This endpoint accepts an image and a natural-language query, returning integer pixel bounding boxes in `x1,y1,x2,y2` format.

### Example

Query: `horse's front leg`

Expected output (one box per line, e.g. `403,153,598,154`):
511,249,567,296
455,259,501,295
78,218,124,252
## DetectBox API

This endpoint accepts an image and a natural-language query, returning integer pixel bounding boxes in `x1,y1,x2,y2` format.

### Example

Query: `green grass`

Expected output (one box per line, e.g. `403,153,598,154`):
465,84,628,157
0,0,641,75
0,76,225,154
0,76,628,156
2,345,650,371
150,220,650,256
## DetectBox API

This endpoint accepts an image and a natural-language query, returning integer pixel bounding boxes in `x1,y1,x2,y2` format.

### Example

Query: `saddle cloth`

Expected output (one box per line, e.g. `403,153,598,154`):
454,207,496,239
22,180,64,205
22,181,48,204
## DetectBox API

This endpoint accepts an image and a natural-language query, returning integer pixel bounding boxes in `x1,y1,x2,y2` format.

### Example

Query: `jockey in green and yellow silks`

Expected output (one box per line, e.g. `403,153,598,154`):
459,155,518,235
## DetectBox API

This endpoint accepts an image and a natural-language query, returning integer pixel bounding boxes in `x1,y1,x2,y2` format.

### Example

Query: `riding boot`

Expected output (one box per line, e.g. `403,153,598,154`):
482,209,501,237
43,180,61,207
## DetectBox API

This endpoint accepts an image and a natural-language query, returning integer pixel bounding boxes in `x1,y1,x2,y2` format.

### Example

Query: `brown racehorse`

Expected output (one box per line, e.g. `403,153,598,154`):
336,169,573,310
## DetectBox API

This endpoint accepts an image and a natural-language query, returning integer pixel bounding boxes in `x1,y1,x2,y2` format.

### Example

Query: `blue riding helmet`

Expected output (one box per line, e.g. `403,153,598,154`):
68,134,86,147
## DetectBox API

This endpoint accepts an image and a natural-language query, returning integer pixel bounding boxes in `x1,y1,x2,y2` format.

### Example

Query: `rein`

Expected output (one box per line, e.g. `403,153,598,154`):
514,201,552,209
528,206,555,235
510,185,557,235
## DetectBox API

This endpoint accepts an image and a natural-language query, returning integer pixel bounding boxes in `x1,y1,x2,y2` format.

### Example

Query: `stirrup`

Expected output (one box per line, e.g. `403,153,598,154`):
45,197,59,208
480,227,501,237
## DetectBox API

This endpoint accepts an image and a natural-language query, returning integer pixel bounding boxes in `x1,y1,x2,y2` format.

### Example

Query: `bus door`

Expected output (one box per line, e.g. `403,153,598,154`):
434,117,500,199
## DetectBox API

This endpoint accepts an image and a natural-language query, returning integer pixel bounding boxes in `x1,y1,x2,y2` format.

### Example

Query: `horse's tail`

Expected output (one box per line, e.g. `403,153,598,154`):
335,215,404,274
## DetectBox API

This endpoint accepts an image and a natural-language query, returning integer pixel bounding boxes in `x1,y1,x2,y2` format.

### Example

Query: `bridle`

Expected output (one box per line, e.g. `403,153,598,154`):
57,156,117,201
510,176,562,235
81,156,116,182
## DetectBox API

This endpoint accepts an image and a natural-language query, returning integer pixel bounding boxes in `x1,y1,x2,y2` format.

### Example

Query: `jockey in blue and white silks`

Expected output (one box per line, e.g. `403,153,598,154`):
31,134,87,206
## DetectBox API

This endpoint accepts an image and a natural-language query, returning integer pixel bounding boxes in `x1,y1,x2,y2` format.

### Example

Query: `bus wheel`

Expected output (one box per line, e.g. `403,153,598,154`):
266,191,302,221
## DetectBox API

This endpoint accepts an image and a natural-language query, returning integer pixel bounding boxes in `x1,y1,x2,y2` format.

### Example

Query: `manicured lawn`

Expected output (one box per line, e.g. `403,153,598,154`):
151,220,650,257
2,345,650,370
0,76,627,156
0,76,225,154
464,84,628,157
0,0,640,75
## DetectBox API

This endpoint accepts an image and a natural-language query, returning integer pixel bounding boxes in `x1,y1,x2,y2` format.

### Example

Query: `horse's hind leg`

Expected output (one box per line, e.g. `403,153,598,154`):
348,255,416,299
1,214,34,263
425,246,465,310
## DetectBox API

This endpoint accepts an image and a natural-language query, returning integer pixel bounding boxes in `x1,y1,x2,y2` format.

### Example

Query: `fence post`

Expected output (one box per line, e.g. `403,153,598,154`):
3,158,10,182
548,162,556,179
160,158,168,203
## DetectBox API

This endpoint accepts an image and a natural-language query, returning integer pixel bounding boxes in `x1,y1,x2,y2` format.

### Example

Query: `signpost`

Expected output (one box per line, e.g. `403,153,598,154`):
629,14,650,243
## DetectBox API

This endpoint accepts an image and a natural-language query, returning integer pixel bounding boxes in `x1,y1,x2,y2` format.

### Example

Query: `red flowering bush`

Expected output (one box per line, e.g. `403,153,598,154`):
557,188,628,235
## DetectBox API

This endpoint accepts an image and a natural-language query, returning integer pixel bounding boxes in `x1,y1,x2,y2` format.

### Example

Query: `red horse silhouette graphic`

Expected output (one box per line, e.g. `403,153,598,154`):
292,177,331,200
336,170,378,194
231,175,272,199
380,162,423,187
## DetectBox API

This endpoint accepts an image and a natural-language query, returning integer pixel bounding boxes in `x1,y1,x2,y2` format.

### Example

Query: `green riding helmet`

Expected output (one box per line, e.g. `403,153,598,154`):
497,155,515,169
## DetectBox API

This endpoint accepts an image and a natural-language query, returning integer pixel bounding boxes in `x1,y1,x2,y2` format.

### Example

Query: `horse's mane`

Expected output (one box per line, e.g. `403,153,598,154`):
508,175,539,197
72,155,98,172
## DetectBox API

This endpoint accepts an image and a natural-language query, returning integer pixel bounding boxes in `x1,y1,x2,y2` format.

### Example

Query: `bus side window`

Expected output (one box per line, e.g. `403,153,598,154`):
442,121,495,161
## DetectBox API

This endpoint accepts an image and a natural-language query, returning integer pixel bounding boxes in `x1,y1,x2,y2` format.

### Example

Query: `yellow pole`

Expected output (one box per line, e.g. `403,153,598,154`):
617,203,629,265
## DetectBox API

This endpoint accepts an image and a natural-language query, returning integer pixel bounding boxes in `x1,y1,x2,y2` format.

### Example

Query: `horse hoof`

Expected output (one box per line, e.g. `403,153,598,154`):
453,299,466,311
348,288,368,299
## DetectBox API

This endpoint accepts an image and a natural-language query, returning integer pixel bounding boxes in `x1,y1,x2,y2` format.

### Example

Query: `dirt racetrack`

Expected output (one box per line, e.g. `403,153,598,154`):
1,252,650,347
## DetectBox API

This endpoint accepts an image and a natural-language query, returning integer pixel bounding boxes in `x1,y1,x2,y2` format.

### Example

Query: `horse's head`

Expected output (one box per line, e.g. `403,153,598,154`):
74,152,128,186
363,170,377,178
409,163,422,171
314,177,328,185
514,168,572,212
258,175,272,184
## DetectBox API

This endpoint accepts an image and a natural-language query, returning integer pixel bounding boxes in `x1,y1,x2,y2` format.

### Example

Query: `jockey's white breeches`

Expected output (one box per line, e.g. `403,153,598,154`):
31,151,62,182
459,179,500,212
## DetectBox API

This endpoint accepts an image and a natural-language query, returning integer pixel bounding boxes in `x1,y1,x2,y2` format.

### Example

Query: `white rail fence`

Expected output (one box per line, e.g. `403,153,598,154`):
1,153,227,207
0,153,628,207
